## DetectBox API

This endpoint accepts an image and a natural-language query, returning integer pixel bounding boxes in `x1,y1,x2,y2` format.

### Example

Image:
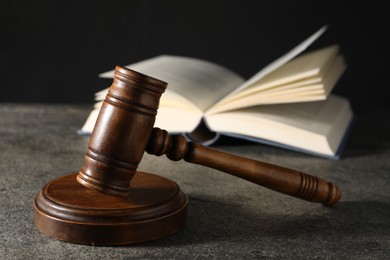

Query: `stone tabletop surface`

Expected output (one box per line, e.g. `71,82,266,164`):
0,104,389,259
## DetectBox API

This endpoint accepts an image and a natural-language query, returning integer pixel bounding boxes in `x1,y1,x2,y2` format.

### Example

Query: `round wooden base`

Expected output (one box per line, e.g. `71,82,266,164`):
34,172,187,245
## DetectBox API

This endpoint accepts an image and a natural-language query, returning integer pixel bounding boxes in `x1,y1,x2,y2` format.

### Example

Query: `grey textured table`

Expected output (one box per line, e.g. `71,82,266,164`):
1,104,389,259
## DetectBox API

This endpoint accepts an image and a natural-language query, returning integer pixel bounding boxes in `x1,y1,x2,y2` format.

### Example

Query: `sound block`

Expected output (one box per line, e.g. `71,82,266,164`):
34,172,187,245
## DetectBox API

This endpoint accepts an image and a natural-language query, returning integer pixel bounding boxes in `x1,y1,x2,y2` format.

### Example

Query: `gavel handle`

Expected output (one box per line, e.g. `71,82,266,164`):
146,128,341,206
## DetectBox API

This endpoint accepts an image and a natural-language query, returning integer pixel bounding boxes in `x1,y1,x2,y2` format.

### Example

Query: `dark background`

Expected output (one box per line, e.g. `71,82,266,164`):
1,0,389,111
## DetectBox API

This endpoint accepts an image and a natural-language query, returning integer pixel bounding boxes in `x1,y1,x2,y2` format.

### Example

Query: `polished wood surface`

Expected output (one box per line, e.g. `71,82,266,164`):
34,172,187,245
34,65,341,246
77,66,167,197
34,66,187,245
147,128,341,206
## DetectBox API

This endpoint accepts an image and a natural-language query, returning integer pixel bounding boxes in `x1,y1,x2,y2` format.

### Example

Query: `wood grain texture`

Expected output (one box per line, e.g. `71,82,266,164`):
147,128,341,206
34,65,341,246
34,67,187,245
77,66,167,197
34,172,187,245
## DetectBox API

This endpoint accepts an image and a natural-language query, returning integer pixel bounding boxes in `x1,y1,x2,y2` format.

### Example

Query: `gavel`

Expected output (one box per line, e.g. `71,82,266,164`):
78,65,341,205
34,66,341,246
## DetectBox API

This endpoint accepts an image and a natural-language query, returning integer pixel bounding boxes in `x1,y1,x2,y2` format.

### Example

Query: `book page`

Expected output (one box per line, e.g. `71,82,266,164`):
154,106,203,133
224,45,339,102
208,51,346,113
205,95,352,156
99,55,245,112
214,26,328,104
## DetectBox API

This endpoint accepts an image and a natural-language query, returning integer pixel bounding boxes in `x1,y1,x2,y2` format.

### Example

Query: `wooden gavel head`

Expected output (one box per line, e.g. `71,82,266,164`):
77,66,167,197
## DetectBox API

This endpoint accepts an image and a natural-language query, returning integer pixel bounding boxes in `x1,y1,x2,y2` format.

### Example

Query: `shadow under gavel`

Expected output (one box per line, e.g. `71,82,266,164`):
34,66,341,246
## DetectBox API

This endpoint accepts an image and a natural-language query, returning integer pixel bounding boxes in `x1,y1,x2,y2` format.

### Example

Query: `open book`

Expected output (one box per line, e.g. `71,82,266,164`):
80,26,353,159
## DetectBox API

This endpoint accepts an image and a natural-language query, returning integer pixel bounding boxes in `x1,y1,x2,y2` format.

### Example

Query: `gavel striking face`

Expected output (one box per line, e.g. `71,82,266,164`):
78,66,341,206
